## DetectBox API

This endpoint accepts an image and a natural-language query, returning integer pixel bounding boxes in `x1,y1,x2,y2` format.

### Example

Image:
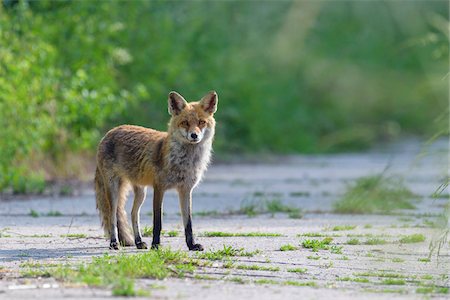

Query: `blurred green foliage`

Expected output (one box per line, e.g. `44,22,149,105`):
0,0,448,191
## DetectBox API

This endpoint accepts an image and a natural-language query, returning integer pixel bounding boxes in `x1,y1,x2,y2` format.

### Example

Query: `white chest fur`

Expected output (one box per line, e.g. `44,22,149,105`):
164,137,212,188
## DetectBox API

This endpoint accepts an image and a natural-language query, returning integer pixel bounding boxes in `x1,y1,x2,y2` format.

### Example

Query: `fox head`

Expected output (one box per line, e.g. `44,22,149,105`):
167,91,218,144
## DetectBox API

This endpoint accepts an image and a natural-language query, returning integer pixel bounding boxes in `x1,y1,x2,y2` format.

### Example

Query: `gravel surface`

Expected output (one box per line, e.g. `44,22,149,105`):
0,139,448,299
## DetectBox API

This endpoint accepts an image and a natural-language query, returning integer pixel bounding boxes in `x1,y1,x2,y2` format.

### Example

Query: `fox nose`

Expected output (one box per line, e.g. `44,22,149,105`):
190,133,198,139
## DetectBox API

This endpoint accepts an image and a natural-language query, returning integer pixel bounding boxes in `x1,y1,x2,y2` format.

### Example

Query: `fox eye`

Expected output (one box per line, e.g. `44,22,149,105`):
198,120,206,126
180,120,189,127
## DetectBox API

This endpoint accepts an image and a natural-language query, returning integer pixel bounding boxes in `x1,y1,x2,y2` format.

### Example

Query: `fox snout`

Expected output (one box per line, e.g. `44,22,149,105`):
186,128,204,144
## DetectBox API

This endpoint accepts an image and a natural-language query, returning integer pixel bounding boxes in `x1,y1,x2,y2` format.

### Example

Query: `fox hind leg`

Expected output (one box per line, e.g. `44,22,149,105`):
108,177,121,250
132,185,147,249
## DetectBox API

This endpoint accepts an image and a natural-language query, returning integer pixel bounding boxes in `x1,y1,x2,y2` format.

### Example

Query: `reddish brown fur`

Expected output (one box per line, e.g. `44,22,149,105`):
95,91,218,250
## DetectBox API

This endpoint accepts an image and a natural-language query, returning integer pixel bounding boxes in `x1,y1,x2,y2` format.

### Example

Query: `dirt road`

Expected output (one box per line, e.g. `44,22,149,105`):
0,140,448,299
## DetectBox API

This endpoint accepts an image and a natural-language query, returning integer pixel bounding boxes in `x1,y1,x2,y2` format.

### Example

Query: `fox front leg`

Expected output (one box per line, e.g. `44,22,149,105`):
177,187,203,251
151,186,164,249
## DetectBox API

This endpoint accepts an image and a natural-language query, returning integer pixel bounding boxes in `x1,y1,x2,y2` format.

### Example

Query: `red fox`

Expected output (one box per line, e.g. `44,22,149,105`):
95,91,218,251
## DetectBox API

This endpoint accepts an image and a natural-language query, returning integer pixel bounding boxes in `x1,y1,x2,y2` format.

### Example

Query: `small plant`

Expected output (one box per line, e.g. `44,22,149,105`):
302,238,333,252
167,230,179,237
391,257,404,263
364,238,387,245
307,255,320,260
254,279,279,285
418,257,430,262
330,245,343,254
299,232,339,238
284,280,317,287
347,238,360,245
289,191,310,197
229,277,245,284
202,231,282,237
60,233,87,239
197,245,259,260
280,244,298,251
29,209,39,218
333,173,417,214
236,264,279,271
287,267,307,274
46,211,63,217
331,225,356,231
381,279,405,285
399,234,425,244
142,226,153,237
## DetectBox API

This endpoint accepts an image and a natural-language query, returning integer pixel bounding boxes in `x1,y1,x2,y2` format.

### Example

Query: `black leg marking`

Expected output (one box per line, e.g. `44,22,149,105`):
110,239,119,250
135,237,148,249
185,218,203,251
151,211,162,249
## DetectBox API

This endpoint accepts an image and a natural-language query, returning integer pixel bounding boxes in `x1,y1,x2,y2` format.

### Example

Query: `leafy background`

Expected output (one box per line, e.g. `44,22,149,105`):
0,0,448,192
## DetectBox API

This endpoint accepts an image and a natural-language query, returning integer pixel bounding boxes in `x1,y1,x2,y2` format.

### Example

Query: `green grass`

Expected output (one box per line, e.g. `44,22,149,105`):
29,234,52,238
287,268,307,274
21,268,52,278
254,279,279,285
284,281,317,287
60,233,87,239
307,255,320,260
355,272,406,279
416,286,449,294
289,191,310,197
399,234,425,243
229,277,246,284
347,238,360,245
142,226,153,237
29,209,39,218
301,237,333,252
201,231,282,237
197,245,259,260
364,238,387,245
193,210,220,217
238,198,302,217
333,174,417,214
338,277,370,283
236,264,280,272
46,211,63,217
418,257,431,262
167,230,179,237
330,245,343,254
381,279,406,285
331,225,356,231
50,248,194,296
390,256,408,264
280,244,298,251
299,233,341,238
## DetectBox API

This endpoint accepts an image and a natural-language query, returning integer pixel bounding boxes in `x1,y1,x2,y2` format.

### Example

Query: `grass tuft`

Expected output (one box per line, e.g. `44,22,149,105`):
280,244,298,251
302,238,333,252
29,209,40,218
333,174,417,214
197,245,259,260
202,231,282,237
399,234,425,244
331,225,356,231
51,248,192,296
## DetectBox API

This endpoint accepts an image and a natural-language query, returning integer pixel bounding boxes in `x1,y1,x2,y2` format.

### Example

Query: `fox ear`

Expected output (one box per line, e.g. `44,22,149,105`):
200,91,218,114
168,91,187,115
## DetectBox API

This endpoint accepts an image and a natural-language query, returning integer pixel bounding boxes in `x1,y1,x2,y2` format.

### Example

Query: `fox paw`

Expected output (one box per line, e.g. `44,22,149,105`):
151,243,160,250
109,241,119,250
136,241,148,249
188,243,204,251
